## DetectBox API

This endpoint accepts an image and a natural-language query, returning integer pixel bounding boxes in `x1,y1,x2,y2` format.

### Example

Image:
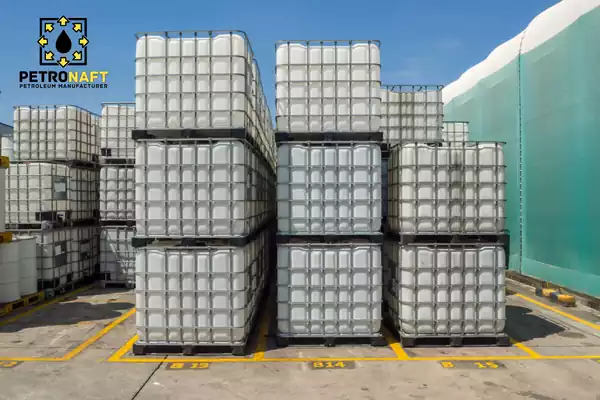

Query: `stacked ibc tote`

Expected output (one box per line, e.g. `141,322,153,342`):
131,30,276,356
380,85,509,347
7,105,101,297
275,40,387,346
98,103,136,287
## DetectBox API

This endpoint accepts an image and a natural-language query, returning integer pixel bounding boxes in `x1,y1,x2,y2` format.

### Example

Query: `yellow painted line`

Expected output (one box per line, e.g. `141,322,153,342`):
510,337,541,358
0,357,64,362
108,334,139,362
61,308,135,360
252,309,270,361
383,328,410,360
109,351,600,364
0,285,93,328
516,293,600,331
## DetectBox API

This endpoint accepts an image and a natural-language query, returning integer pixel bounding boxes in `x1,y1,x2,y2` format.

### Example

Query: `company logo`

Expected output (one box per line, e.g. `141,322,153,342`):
38,16,88,67
19,16,108,89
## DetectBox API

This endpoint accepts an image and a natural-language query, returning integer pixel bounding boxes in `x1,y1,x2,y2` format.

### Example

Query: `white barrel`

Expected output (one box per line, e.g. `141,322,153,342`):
17,237,37,296
0,162,6,232
0,241,21,303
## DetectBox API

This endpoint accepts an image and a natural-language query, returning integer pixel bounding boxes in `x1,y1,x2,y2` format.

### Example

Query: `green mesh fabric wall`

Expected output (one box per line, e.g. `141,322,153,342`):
445,7,600,296
444,60,522,272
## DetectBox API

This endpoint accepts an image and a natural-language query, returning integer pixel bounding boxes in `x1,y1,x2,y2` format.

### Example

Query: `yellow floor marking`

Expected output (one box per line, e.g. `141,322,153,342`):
108,334,139,362
510,337,542,358
516,293,600,331
383,328,410,359
252,309,270,361
61,308,135,360
0,285,92,328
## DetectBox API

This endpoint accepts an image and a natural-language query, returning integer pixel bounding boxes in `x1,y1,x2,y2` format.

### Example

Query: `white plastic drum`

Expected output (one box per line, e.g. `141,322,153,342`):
0,162,6,232
0,241,21,303
17,237,37,296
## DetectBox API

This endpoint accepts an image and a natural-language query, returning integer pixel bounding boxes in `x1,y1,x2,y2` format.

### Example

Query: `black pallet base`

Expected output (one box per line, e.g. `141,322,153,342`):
276,234,384,244
132,342,250,357
132,217,275,248
131,128,275,177
384,230,510,246
100,220,135,227
98,280,135,289
101,158,135,166
399,334,511,348
0,291,44,318
39,274,96,299
275,131,383,143
275,335,387,348
9,218,100,230
12,158,100,168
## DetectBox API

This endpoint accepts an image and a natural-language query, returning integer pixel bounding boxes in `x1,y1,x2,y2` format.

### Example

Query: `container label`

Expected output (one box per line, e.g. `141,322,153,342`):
439,361,505,369
165,362,210,370
53,176,68,200
308,361,355,370
0,361,23,368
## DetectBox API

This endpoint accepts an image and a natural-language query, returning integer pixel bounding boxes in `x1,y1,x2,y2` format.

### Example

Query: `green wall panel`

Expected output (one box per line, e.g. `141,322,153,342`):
444,7,600,296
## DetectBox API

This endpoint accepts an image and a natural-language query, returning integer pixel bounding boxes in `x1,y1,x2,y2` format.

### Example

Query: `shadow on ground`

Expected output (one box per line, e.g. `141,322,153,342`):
0,288,134,333
505,304,565,342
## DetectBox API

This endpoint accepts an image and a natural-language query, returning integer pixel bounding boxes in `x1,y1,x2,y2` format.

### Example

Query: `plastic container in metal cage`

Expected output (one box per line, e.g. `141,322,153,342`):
134,30,275,170
135,229,268,345
442,121,470,143
276,241,382,337
100,164,134,221
383,241,506,336
12,226,100,289
381,85,444,143
387,141,506,234
275,39,381,133
100,226,135,284
6,162,100,225
277,141,382,235
134,139,274,238
100,102,135,160
13,105,99,163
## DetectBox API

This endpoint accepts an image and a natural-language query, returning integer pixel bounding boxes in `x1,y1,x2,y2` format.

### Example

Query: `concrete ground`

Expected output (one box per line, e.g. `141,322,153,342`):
1,283,600,400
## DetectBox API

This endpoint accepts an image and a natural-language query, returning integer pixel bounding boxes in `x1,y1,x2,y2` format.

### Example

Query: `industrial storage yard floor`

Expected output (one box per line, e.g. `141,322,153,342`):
1,284,600,399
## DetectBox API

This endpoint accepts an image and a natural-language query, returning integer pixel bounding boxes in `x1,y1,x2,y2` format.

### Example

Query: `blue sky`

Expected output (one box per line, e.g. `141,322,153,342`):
0,0,558,125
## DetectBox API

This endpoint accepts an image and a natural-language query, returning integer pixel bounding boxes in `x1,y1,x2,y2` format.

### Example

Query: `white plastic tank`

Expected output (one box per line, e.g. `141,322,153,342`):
135,33,249,131
135,140,270,237
16,237,37,296
0,160,6,232
451,143,506,233
100,103,135,159
277,142,382,234
135,230,267,344
385,243,506,336
0,135,13,160
275,40,381,133
442,121,470,142
381,86,443,142
100,226,135,283
13,105,97,163
6,163,99,224
100,165,134,221
388,143,452,233
14,226,99,286
0,241,21,303
277,243,382,336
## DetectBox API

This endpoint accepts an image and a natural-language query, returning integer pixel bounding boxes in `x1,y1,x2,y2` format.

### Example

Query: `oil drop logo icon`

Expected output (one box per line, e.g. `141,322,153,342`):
38,16,88,67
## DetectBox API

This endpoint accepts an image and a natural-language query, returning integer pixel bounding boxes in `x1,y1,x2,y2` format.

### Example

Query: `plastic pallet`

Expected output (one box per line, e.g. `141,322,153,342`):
98,280,135,289
132,217,275,248
275,335,387,348
0,291,45,317
398,334,511,348
275,131,383,143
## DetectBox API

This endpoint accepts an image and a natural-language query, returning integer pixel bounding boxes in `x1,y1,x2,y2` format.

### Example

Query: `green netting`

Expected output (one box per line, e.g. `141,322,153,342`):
445,7,600,296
